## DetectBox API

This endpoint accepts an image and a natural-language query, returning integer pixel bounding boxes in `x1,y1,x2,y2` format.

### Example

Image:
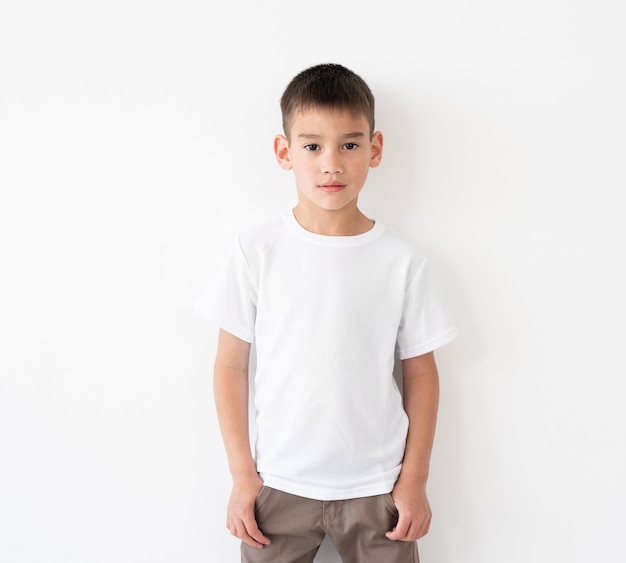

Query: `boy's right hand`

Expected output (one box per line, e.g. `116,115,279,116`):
226,473,271,549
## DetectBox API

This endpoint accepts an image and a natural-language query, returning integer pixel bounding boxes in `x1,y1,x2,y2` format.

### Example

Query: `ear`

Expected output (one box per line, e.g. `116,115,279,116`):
369,131,383,168
273,135,292,170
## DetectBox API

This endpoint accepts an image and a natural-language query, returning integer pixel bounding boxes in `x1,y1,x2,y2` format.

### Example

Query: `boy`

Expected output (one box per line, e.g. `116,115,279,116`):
195,63,458,563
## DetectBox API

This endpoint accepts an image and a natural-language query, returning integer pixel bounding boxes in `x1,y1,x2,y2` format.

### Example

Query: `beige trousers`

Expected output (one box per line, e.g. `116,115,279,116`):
241,487,420,563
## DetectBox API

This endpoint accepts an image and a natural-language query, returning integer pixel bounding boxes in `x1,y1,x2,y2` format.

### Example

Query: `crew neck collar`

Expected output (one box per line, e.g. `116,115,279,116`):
283,209,385,246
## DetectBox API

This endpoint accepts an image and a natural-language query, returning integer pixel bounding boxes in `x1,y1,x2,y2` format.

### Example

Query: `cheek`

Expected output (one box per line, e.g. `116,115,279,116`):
294,160,316,177
354,162,371,179
293,167,315,186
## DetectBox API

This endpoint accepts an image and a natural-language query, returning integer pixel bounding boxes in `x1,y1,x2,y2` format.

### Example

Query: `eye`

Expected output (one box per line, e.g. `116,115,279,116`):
343,142,359,150
304,144,320,151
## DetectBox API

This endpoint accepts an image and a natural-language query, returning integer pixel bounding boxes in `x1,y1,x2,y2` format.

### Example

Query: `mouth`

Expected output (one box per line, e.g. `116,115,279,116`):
319,182,346,193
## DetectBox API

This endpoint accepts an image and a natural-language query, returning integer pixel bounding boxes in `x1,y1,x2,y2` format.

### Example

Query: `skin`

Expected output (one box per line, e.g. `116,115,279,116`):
274,107,382,236
213,107,441,548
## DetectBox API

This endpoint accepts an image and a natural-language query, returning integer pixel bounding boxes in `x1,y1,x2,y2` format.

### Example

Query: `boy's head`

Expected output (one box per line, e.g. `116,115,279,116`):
280,63,375,141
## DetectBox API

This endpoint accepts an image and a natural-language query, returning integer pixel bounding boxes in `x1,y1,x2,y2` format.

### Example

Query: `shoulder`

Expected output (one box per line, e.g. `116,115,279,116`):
230,213,295,273
377,223,428,267
236,214,287,250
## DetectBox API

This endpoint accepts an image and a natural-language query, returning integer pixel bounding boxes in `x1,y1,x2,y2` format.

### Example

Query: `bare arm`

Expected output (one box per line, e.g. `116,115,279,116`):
386,351,440,542
213,329,270,549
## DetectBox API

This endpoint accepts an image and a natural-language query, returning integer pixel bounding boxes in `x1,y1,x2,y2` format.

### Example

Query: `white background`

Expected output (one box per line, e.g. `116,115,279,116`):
1,1,625,562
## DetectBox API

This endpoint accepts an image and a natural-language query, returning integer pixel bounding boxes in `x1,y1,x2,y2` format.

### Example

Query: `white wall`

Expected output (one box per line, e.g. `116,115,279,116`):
1,1,625,562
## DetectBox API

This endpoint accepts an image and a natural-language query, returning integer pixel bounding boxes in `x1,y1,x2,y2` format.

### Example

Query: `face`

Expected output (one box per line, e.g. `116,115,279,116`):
274,107,383,216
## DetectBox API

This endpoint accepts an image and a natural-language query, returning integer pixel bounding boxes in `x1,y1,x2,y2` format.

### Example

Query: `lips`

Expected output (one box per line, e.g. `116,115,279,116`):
319,183,346,192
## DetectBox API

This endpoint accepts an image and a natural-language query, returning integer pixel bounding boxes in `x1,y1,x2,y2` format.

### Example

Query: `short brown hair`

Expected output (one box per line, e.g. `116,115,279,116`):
280,63,375,140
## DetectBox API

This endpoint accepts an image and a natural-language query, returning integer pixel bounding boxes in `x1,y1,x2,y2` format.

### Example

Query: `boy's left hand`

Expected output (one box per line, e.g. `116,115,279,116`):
385,478,432,541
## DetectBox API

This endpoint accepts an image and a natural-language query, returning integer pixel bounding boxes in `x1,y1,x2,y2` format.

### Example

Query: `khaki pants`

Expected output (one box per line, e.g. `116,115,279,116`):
241,487,420,563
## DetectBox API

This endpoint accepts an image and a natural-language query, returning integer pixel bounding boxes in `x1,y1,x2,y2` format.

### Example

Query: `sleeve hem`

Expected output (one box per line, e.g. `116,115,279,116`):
397,325,459,360
215,320,255,343
193,304,254,343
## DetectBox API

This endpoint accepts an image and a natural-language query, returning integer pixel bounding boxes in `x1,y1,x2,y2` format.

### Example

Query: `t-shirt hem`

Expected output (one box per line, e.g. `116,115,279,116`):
259,474,397,501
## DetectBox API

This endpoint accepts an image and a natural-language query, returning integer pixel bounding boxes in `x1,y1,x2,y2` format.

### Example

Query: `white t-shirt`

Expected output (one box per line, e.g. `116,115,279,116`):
195,210,458,500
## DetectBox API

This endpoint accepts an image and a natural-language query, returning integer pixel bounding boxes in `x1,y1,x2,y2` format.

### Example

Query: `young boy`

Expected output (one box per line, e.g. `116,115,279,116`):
195,63,458,563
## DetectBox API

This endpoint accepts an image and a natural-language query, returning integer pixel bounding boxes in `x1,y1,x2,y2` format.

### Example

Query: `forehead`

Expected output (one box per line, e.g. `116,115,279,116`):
289,107,369,136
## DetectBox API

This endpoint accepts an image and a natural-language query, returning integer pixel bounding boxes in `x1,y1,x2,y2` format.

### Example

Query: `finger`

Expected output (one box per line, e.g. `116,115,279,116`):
243,516,271,546
231,514,271,548
385,512,409,541
241,532,267,549
231,518,268,549
400,515,430,541
226,515,236,536
416,516,431,539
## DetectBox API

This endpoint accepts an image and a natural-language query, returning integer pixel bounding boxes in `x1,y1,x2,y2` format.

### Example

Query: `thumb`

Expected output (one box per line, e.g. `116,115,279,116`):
385,508,408,541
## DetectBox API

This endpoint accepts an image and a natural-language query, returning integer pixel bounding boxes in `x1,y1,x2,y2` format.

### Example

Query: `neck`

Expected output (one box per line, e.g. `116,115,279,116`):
292,204,374,236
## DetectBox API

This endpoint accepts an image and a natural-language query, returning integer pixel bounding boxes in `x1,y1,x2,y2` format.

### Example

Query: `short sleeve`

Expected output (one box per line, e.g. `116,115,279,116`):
396,259,459,359
193,238,257,343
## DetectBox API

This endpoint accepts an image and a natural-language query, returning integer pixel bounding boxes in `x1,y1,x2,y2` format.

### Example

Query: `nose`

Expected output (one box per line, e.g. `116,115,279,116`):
322,150,343,175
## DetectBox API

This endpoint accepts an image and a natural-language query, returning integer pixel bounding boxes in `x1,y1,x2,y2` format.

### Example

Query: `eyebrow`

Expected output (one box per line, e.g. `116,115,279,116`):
297,132,366,139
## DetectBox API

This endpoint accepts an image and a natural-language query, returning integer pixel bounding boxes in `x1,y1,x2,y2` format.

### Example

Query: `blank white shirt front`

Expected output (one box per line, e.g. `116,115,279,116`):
195,210,458,500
